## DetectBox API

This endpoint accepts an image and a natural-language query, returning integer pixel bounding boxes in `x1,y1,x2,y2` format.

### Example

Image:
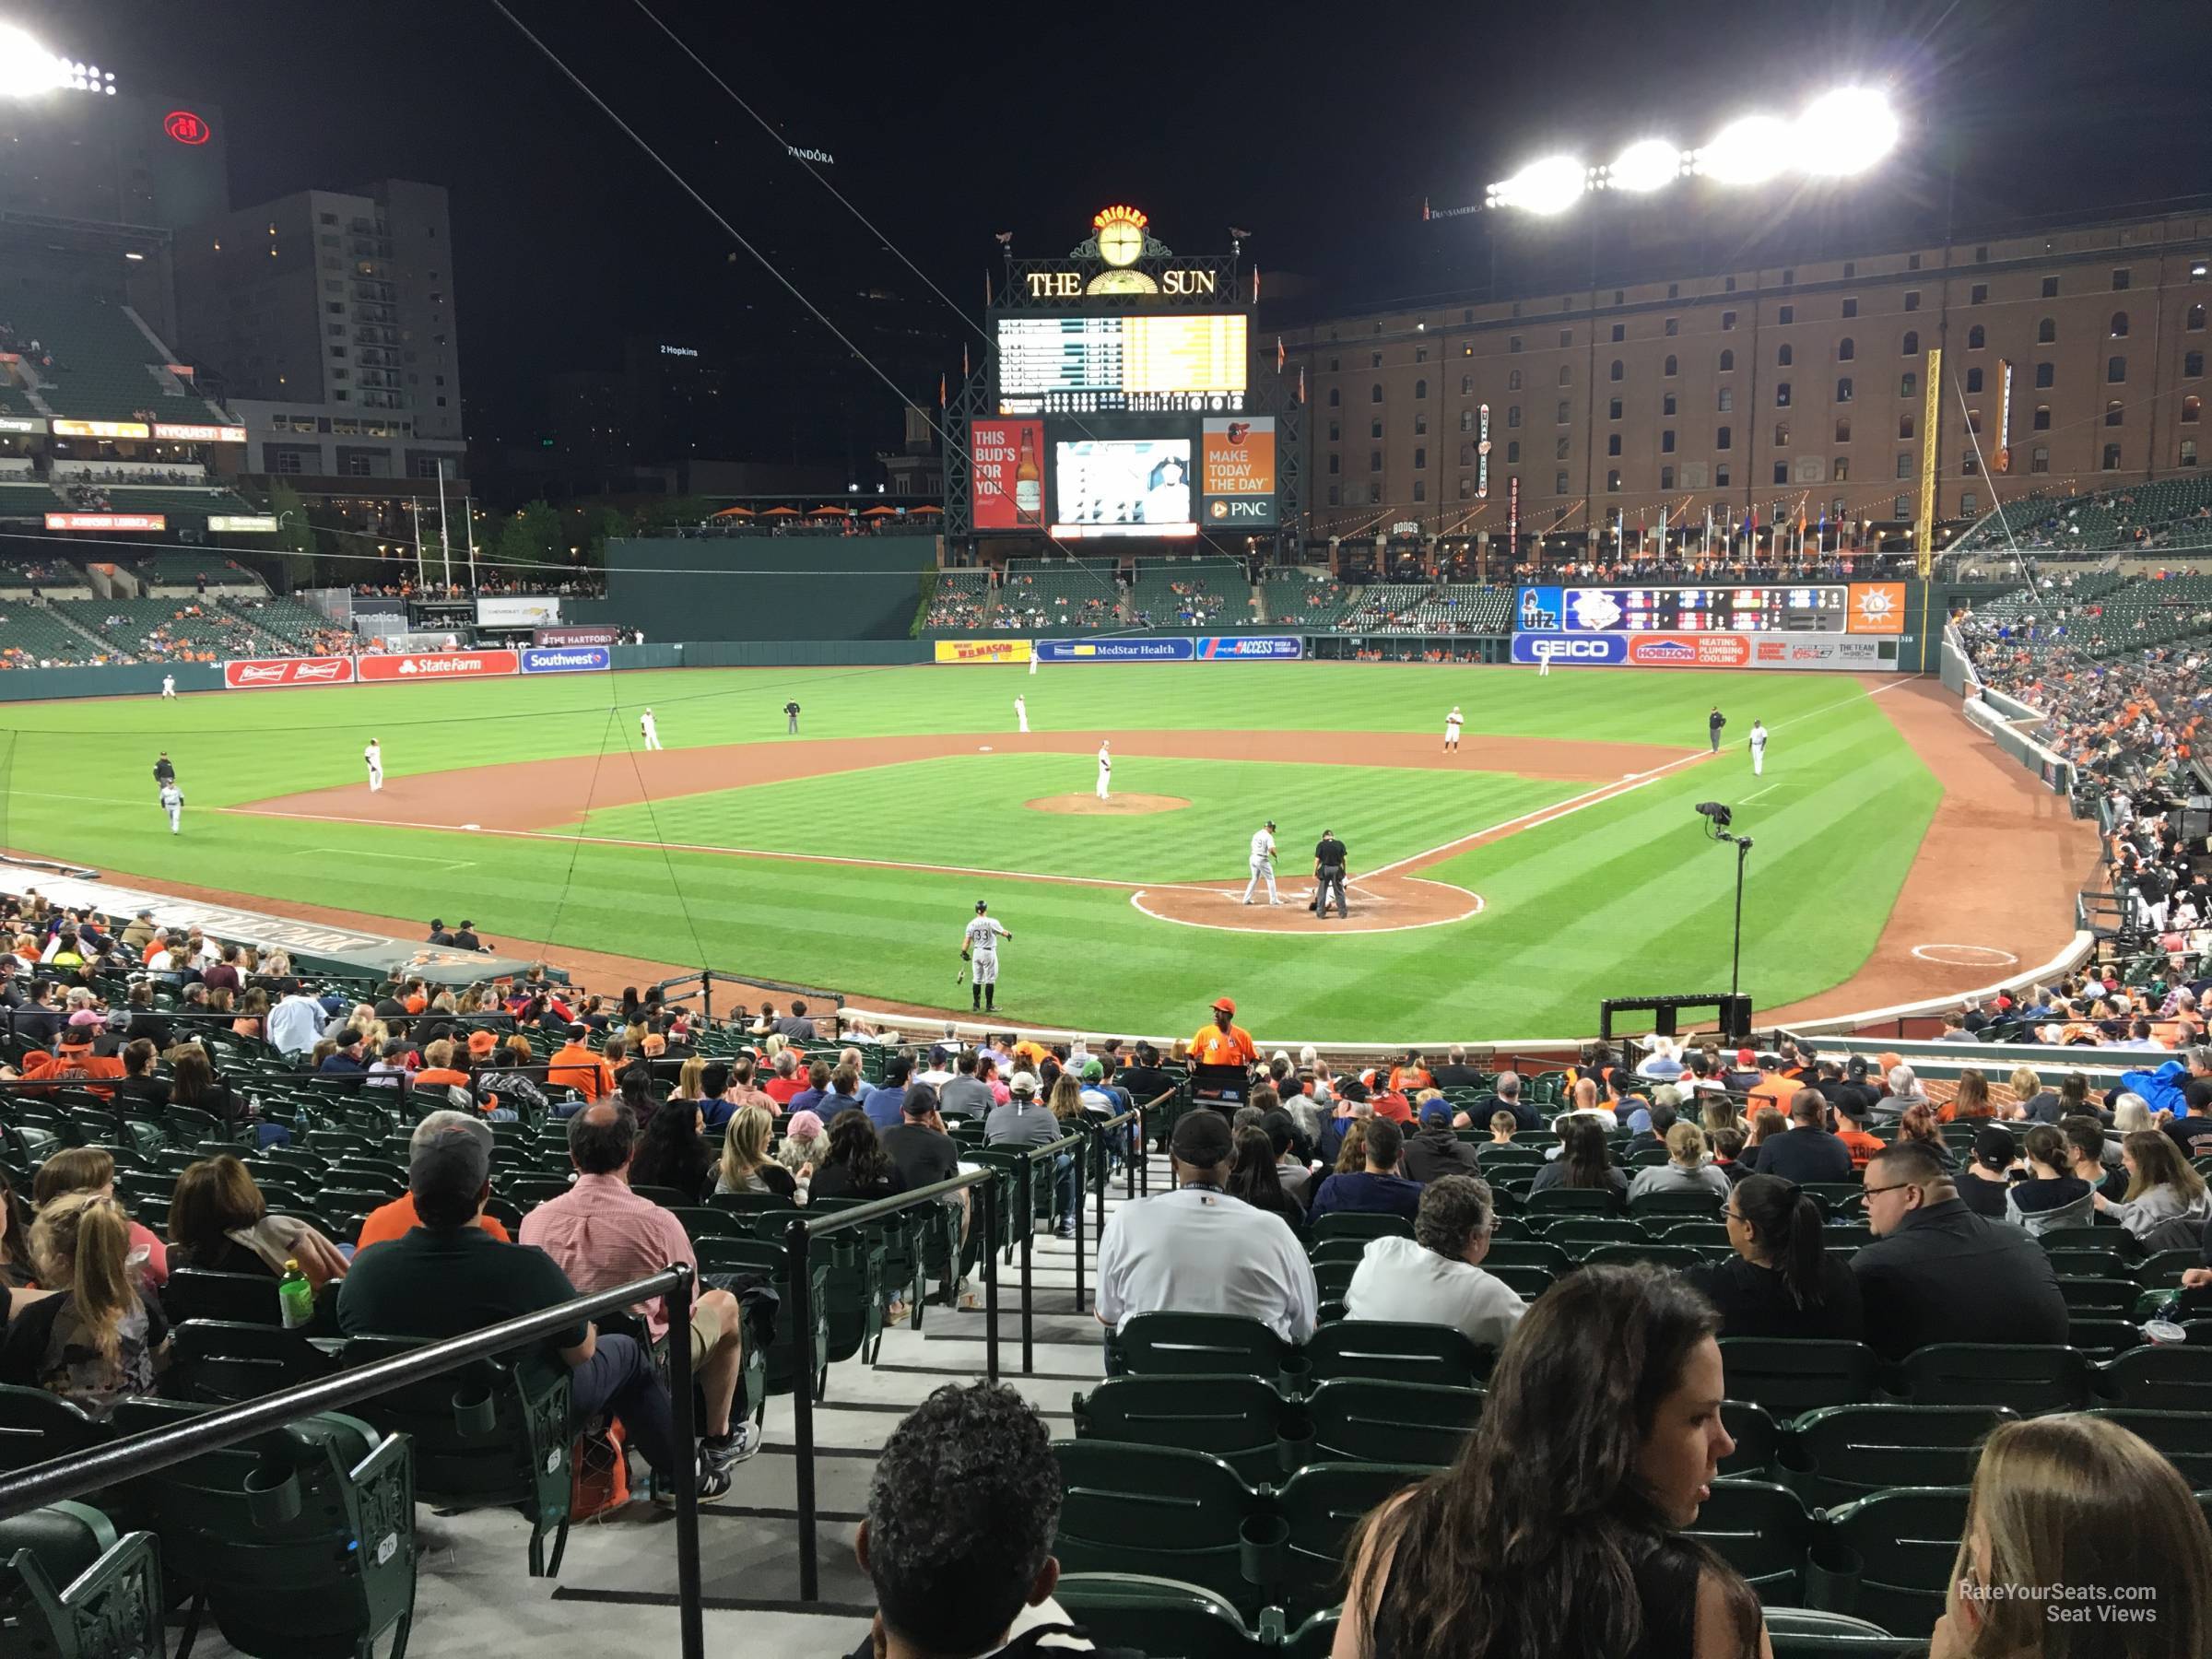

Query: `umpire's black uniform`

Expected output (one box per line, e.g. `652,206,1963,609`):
1312,832,1349,919
1708,708,1726,752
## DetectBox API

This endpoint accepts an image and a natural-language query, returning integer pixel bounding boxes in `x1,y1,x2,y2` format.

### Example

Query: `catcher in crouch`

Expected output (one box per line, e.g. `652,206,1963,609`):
960,900,1013,1014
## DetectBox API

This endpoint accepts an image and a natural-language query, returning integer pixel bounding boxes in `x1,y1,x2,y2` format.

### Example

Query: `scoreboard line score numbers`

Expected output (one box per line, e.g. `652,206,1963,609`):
997,314,1249,414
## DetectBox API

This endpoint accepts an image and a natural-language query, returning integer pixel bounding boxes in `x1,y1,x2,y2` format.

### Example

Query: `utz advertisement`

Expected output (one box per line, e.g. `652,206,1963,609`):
934,639,1033,665
355,650,520,683
1195,635,1301,659
224,655,357,689
1035,638,1194,663
970,418,1045,530
521,645,610,674
1200,417,1277,528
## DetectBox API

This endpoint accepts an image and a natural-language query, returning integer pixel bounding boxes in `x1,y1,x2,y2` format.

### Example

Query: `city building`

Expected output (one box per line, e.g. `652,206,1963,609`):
1287,206,2212,553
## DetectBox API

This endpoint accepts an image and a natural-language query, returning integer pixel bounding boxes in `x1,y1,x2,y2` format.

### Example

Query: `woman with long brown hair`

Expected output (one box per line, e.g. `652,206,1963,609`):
33,1146,168,1288
0,1193,170,1417
167,1155,347,1288
2094,1131,2212,1250
1530,1116,1627,1199
1335,1265,1768,1659
1896,1101,1956,1171
1940,1067,1994,1124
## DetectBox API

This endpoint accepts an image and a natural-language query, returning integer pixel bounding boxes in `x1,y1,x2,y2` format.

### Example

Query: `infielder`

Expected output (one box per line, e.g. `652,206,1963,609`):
159,780,183,834
1242,819,1280,905
363,738,383,792
1015,694,1028,734
1095,740,1112,801
1444,705,1463,753
961,900,1012,1013
1748,718,1769,776
640,707,662,750
160,674,176,700
784,699,801,734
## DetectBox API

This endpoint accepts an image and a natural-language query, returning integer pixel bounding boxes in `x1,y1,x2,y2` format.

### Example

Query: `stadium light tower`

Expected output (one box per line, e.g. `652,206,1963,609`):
1485,86,1898,213
0,24,116,96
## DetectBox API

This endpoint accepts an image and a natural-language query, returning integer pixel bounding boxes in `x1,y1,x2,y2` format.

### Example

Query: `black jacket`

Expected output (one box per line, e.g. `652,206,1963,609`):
1402,1126,1480,1184
1752,1126,1855,1185
1849,1198,2069,1361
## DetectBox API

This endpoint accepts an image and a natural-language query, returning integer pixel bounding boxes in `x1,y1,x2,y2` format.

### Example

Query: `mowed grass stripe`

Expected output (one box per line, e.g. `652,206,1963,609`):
576,755,1584,885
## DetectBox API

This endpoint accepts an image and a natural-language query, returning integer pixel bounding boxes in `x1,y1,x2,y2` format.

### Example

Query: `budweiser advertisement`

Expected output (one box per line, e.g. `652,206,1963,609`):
354,650,520,683
223,656,357,689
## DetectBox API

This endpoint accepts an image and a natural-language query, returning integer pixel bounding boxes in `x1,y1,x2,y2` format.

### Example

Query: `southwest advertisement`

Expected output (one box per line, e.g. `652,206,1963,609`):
1200,417,1277,528
934,638,1034,665
521,646,610,674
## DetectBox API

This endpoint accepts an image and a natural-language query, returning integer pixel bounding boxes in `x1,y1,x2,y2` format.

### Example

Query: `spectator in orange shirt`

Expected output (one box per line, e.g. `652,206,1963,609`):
1188,996,1258,1070
21,1018,125,1099
1936,1067,1999,1124
1831,1093,1883,1171
1364,1071,1413,1125
1387,1051,1434,1095
761,1047,803,1106
356,1186,512,1250
546,1023,615,1109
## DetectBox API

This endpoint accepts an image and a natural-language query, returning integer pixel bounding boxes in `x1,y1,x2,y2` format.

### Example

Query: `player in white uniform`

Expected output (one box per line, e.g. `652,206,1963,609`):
159,781,183,834
1748,719,1768,777
961,900,1012,1013
1444,706,1463,753
1015,694,1028,734
1242,819,1280,905
1536,642,1551,677
160,674,176,700
363,739,383,792
640,707,662,750
1095,740,1112,801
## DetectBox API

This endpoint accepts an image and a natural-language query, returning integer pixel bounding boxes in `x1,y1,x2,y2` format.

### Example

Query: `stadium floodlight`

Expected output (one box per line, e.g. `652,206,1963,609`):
1795,87,1899,175
1695,114,1794,184
1488,155,1589,216
0,24,69,96
1606,138,1685,194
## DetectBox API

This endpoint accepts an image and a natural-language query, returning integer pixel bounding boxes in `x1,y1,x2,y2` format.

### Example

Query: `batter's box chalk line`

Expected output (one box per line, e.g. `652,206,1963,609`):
1910,943,2020,967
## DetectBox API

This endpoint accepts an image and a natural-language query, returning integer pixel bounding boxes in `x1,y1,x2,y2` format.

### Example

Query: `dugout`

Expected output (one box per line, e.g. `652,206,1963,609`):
604,534,940,641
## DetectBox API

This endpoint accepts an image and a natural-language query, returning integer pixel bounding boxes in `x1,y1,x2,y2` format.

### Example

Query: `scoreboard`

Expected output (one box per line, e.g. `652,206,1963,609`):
995,313,1248,414
1515,585,1849,634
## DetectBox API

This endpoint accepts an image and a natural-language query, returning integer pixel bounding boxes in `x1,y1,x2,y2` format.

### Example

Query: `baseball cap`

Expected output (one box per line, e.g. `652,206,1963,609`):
569,1023,591,1039
407,1111,492,1209
1212,996,1236,1015
1735,1048,1757,1067
1080,1059,1104,1082
1845,1055,1870,1080
1009,1070,1040,1096
786,1110,825,1141
466,1030,499,1058
1259,1109,1295,1157
66,1008,105,1029
1169,1109,1234,1166
975,900,988,912
1420,1100,1453,1127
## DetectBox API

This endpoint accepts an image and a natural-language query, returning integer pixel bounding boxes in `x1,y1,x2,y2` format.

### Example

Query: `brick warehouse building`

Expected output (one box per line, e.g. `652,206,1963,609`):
1286,207,2210,554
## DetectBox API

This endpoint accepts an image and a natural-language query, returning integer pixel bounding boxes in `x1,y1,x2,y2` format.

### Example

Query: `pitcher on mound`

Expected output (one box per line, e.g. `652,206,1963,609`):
1095,740,1112,801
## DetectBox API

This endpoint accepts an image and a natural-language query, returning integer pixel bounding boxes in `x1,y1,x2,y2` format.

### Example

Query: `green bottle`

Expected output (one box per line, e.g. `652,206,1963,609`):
277,1259,314,1330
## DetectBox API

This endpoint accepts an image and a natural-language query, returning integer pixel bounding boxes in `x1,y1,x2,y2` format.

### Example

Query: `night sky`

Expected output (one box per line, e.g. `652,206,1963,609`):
31,0,2206,462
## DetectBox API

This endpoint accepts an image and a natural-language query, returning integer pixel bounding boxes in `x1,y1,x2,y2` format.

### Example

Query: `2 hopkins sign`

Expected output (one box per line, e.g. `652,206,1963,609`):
223,648,607,689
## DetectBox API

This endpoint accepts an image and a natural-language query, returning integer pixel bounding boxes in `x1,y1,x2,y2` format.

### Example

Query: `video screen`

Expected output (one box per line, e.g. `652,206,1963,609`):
998,314,1247,414
1051,439,1195,537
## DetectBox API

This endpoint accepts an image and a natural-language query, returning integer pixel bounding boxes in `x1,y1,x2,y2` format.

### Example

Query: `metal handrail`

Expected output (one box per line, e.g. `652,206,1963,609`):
0,1265,708,1659
777,1167,1004,1603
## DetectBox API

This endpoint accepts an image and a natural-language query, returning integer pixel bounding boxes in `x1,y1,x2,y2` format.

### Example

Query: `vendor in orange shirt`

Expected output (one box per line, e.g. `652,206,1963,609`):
1189,995,1258,1070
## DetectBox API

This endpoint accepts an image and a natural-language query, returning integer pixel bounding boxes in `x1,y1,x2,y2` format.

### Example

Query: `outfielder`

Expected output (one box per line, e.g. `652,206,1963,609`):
363,738,383,793
160,674,176,700
1015,694,1028,734
961,900,1012,1013
641,707,663,750
1444,705,1463,753
1095,740,1112,801
1536,642,1551,677
1242,819,1280,905
159,780,183,834
1748,718,1769,776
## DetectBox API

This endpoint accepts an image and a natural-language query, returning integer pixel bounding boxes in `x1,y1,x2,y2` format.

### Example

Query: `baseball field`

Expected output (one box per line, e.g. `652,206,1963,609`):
0,661,2088,1040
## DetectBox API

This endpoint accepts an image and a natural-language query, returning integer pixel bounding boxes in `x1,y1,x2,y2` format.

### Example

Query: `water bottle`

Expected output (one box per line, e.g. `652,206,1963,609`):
277,1258,314,1330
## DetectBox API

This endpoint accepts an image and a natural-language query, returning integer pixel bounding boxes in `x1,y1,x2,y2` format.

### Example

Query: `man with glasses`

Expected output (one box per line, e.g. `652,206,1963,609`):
1849,1142,2068,1362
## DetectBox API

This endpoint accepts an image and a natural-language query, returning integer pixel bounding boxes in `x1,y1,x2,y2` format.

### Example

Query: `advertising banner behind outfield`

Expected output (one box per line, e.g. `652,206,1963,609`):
1512,632,1891,671
1196,635,1301,659
1036,638,1191,662
535,625,624,646
477,595,561,627
520,645,610,674
355,650,519,683
934,638,1033,665
223,655,356,689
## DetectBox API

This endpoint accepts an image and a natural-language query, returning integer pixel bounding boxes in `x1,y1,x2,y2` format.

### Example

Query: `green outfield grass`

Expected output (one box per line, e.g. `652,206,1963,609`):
0,663,1937,1038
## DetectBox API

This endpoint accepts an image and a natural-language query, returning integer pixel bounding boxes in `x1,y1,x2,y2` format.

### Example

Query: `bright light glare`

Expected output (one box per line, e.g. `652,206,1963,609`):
1796,88,1900,175
1608,138,1683,193
1697,114,1793,183
1494,155,1587,216
0,25,67,97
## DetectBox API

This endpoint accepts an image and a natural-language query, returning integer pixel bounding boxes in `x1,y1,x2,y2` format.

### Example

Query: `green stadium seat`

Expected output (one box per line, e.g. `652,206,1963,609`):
1720,1338,1877,1415
1807,1486,1971,1637
1072,1374,1287,1486
1053,1441,1259,1616
1764,1607,1926,1656
1304,1379,1482,1468
1274,1462,1430,1619
1302,1322,1488,1390
1719,1399,1783,1479
1480,1239,1574,1276
0,1384,110,1476
1115,1313,1289,1382
1481,1264,1558,1300
1580,1242,1706,1272
162,1269,284,1328
2098,1344,2212,1411
1690,1480,1816,1604
1898,1345,2094,1413
1628,1189,1725,1220
2066,1318,2145,1359
2055,1277,2137,1317
0,1500,163,1659
1053,1573,1266,1659
1779,1405,2014,1510
692,1235,830,1410
2085,1407,2212,1488
1537,1218,1645,1252
1309,1213,1413,1247
163,1319,339,1405
1527,1188,1620,1217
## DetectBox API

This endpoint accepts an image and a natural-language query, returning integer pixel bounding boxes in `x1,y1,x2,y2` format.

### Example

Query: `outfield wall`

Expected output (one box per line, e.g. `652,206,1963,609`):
604,535,940,642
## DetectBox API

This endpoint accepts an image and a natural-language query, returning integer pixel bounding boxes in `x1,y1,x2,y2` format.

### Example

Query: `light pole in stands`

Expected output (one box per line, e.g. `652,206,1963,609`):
1695,802,1754,997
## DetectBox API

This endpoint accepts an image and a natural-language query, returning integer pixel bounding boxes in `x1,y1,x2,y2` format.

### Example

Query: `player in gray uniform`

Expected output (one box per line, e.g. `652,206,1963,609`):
159,781,184,834
961,900,1013,1014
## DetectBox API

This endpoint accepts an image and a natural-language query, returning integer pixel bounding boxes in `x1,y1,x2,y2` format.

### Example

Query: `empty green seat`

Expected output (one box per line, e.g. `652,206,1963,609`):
1690,1479,1816,1604
163,1319,338,1405
1719,1338,1877,1414
0,1500,163,1659
1808,1486,1971,1637
1073,1374,1287,1484
1305,1379,1482,1468
1274,1462,1430,1618
1309,1212,1413,1247
1053,1441,1259,1616
2099,1343,2212,1411
1765,1606,1926,1656
1303,1322,1488,1390
1719,1399,1783,1479
1781,1405,2014,1510
1899,1345,2093,1413
1053,1572,1266,1659
0,1385,108,1477
2084,1407,2212,1488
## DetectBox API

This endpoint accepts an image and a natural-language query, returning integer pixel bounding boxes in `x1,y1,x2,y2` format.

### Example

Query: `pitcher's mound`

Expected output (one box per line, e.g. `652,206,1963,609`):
1027,793,1190,817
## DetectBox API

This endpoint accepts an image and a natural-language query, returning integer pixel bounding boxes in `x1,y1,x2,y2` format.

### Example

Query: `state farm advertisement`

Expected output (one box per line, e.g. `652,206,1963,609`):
224,656,357,689
355,650,520,683
970,419,1043,530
